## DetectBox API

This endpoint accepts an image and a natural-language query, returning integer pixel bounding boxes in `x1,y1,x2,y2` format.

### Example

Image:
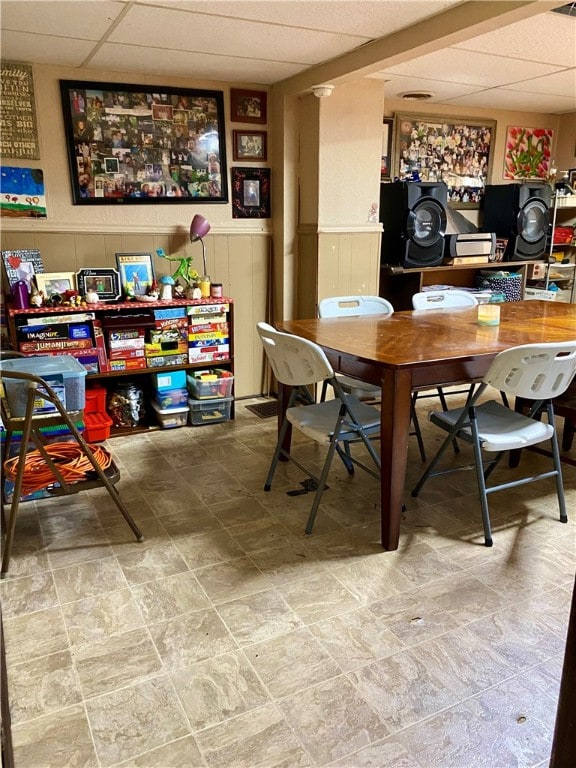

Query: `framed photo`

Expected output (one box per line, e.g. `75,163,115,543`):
76,268,121,302
381,118,393,181
231,167,271,219
568,168,576,191
232,130,267,161
393,113,495,209
59,79,228,205
35,272,76,297
115,252,155,297
230,89,267,125
503,126,553,180
2,248,44,289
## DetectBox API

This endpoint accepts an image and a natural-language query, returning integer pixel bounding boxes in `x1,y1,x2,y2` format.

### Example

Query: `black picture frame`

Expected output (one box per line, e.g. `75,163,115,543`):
231,167,271,218
115,252,155,297
59,79,228,205
76,268,121,302
381,118,393,181
232,130,267,161
393,112,495,209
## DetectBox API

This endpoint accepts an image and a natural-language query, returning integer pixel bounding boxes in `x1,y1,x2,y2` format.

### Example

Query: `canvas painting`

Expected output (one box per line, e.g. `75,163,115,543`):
503,126,553,180
0,167,46,218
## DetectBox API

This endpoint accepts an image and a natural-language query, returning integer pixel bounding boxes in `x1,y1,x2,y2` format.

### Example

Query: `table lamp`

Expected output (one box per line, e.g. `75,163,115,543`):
190,214,211,278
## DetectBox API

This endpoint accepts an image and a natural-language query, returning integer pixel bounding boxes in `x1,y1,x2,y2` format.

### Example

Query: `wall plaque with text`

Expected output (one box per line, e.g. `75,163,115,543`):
0,61,40,160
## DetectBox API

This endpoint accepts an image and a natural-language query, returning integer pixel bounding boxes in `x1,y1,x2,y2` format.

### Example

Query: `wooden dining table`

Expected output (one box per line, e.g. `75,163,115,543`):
278,299,576,551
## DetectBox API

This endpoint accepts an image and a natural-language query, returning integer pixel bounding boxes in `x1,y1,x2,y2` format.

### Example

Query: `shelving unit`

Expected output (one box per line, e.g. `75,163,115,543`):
6,298,235,435
540,194,576,303
379,260,541,311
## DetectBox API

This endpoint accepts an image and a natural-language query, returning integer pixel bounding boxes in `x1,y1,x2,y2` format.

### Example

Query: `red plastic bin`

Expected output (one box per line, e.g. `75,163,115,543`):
83,412,113,442
85,385,107,413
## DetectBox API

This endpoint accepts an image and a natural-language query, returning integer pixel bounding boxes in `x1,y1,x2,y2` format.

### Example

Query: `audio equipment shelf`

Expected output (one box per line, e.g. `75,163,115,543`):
379,260,540,311
541,194,576,303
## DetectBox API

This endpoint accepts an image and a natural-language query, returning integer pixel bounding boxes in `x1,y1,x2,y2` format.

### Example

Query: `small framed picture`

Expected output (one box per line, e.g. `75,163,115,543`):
232,130,267,161
381,118,393,182
115,252,155,297
568,168,576,192
76,268,121,301
231,167,270,219
230,89,267,125
35,272,76,297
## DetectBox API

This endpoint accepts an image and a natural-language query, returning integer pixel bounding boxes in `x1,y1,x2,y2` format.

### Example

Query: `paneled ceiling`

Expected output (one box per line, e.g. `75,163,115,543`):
1,0,575,114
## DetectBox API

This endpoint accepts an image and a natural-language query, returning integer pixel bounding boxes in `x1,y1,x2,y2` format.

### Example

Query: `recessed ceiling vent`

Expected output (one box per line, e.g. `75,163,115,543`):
398,91,434,101
552,3,576,17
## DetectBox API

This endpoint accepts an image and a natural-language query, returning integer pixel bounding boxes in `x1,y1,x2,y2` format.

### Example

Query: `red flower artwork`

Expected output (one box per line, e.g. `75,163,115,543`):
503,126,553,180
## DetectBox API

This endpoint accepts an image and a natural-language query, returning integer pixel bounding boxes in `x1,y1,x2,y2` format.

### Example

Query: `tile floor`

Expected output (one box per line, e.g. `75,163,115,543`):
1,394,574,768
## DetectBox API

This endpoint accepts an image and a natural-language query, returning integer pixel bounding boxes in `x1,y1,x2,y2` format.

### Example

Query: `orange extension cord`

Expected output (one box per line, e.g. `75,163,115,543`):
3,441,112,495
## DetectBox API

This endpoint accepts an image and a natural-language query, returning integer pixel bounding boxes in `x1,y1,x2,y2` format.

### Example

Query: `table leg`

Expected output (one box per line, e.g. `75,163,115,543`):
380,368,413,550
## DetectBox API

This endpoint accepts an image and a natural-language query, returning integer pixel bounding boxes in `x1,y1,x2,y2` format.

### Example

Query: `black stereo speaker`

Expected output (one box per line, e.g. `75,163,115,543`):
481,183,551,261
379,181,448,268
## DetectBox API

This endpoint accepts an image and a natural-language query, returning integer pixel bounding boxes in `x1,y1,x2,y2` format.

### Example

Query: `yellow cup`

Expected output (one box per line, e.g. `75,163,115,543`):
199,277,211,298
477,303,500,326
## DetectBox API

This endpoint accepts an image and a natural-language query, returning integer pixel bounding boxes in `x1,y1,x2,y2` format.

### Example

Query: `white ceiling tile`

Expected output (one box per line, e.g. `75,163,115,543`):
0,31,97,66
444,88,576,115
0,0,123,40
380,48,564,87
505,68,576,98
109,4,365,64
373,73,485,101
131,0,461,37
453,12,576,68
87,43,302,84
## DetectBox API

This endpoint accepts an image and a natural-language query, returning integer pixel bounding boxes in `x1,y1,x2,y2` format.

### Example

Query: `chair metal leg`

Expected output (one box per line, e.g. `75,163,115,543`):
546,403,568,523
264,415,291,491
410,395,427,462
305,430,341,534
469,412,493,547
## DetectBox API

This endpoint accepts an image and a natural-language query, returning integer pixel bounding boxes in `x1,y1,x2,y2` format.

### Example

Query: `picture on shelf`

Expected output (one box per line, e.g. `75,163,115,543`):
35,272,76,297
76,268,121,301
1,248,44,288
116,252,155,297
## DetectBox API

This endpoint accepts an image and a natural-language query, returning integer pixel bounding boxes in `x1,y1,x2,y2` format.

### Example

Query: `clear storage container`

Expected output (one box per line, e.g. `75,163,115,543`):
1,355,87,416
188,396,232,425
187,369,234,399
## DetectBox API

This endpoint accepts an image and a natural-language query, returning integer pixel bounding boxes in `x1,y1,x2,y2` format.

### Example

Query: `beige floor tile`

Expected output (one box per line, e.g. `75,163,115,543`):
248,538,328,586
245,627,341,698
209,496,274,527
4,606,69,664
52,556,128,603
217,588,303,646
73,627,162,698
174,529,245,569
277,571,362,623
310,606,404,671
9,650,83,724
116,542,188,586
170,649,269,732
195,702,314,768
115,735,204,767
85,675,190,767
131,571,210,623
330,736,421,768
62,588,145,646
193,556,274,604
0,571,59,618
149,608,237,670
226,516,299,552
279,675,388,764
11,705,98,768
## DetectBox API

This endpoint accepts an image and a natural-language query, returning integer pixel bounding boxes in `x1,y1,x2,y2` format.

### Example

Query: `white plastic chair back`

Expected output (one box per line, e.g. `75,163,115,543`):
257,322,333,387
319,295,394,318
412,290,479,310
484,342,576,401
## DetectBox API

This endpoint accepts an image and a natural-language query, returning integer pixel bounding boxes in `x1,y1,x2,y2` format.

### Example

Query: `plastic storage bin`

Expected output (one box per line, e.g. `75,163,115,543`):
154,387,188,409
188,396,232,425
1,355,87,417
187,369,234,399
83,412,113,442
150,399,189,429
85,385,107,413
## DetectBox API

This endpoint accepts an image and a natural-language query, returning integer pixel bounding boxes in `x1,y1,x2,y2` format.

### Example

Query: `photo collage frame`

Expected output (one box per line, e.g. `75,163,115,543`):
60,79,228,205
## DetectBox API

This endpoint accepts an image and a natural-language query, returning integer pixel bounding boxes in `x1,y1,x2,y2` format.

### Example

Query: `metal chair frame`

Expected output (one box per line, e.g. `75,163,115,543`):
257,322,381,534
0,365,143,577
411,342,576,546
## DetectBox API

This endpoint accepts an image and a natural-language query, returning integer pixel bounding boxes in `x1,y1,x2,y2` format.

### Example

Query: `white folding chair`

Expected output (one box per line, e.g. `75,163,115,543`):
257,322,381,534
318,295,394,400
411,342,576,546
411,289,480,458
